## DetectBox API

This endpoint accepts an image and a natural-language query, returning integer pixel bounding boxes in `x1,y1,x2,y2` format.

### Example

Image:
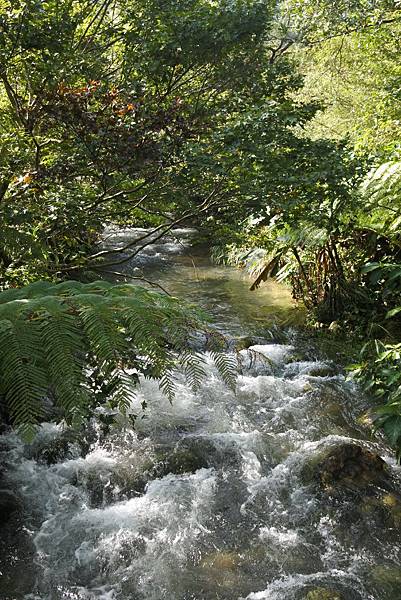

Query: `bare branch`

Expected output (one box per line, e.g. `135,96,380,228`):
99,270,172,295
88,183,224,261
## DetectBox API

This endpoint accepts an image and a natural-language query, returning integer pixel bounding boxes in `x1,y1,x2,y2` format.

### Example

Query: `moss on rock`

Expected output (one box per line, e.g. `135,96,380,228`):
305,587,342,600
302,443,389,493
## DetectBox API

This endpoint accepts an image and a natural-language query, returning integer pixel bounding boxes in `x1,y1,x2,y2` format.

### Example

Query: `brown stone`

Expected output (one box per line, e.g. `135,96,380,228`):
317,443,388,490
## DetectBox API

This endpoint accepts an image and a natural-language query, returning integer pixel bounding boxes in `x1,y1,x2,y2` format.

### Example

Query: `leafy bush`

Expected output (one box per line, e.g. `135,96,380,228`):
351,340,401,458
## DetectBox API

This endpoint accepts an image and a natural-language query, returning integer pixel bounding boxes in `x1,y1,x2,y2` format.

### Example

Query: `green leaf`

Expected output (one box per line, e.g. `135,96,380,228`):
386,307,401,319
382,415,401,447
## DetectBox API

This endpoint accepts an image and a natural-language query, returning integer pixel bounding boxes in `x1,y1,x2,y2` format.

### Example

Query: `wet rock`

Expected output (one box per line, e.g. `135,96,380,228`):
320,444,386,488
26,428,86,465
235,336,259,351
304,588,342,600
0,489,22,524
356,409,375,429
303,443,390,492
371,565,401,595
345,488,401,531
380,493,401,526
76,439,213,508
154,442,209,477
306,365,336,378
0,517,37,597
77,459,155,508
151,437,234,480
35,437,75,465
196,550,243,592
372,564,401,583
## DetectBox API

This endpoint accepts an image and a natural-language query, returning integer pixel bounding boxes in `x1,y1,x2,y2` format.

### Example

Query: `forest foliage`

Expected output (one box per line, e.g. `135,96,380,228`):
1,0,401,450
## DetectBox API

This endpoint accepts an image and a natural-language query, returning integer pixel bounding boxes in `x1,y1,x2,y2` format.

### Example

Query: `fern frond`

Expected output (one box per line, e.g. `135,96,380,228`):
0,318,47,440
210,351,238,391
360,161,401,234
39,309,89,417
361,161,401,202
159,372,177,403
0,280,238,436
179,352,207,392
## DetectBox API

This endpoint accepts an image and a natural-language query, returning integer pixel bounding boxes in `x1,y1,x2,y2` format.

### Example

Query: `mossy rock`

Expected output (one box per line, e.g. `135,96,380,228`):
371,565,401,589
380,493,401,526
302,443,389,493
196,550,243,591
235,336,257,351
162,448,208,475
27,429,85,465
35,437,74,465
154,441,210,477
77,463,151,508
80,441,210,508
286,352,306,364
356,410,375,429
154,435,240,478
305,588,342,600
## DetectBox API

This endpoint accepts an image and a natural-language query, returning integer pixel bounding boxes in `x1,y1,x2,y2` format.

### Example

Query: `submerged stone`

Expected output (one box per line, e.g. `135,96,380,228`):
306,365,336,378
200,551,240,571
159,446,209,476
26,428,86,465
196,550,244,592
35,437,75,465
305,588,343,600
0,489,22,524
371,565,401,590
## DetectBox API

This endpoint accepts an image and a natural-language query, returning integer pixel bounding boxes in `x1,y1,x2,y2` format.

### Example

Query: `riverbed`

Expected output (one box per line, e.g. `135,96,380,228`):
1,229,401,600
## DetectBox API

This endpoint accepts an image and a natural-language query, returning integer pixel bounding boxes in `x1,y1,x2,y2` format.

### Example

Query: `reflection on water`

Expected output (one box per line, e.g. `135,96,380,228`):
102,228,304,334
147,256,303,333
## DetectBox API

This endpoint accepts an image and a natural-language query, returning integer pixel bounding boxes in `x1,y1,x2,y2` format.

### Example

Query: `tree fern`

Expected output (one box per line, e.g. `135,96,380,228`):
38,308,89,418
0,280,237,438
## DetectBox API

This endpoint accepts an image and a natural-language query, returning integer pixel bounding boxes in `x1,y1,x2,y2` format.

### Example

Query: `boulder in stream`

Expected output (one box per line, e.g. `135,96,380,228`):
25,425,87,466
303,443,390,492
159,446,209,476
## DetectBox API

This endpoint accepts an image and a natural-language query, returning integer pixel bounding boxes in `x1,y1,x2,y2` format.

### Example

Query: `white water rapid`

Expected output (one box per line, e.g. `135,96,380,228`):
1,230,401,600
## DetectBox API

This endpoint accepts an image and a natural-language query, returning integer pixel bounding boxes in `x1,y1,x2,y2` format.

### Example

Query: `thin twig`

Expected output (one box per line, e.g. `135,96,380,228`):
99,270,171,295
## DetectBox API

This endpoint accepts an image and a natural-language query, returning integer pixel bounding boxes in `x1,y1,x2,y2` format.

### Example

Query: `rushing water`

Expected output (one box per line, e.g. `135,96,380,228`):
1,229,401,600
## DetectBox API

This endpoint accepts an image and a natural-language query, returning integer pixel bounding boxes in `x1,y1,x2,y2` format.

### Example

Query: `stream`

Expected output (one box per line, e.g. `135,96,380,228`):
1,229,401,600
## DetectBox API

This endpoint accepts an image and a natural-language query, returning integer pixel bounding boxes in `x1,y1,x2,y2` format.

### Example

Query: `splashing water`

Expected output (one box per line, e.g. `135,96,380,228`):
1,230,401,600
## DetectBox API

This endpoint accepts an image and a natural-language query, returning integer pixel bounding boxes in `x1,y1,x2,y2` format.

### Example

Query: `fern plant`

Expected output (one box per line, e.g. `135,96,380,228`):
359,160,401,235
0,280,237,439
